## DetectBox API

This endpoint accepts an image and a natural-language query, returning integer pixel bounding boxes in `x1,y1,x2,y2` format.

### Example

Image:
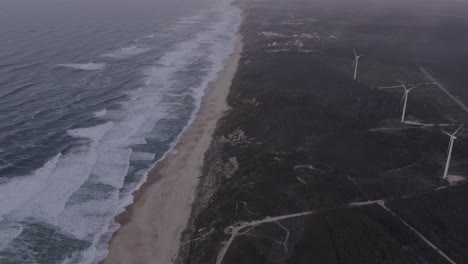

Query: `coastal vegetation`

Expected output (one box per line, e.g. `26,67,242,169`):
178,0,468,263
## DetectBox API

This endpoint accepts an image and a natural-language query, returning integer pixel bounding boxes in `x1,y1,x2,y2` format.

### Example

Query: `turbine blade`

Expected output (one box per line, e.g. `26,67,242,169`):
413,82,436,87
354,49,357,57
453,123,465,136
442,131,452,137
443,115,458,123
399,80,407,90
378,85,404,89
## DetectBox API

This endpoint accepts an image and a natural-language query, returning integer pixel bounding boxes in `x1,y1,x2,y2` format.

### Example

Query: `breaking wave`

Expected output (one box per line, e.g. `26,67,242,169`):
57,63,107,71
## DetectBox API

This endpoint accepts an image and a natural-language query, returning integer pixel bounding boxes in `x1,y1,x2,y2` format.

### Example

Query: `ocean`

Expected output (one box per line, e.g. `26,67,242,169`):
0,0,241,263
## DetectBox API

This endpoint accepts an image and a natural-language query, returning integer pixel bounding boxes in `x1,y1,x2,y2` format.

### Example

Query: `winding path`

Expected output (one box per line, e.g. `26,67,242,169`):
216,211,318,264
216,180,465,264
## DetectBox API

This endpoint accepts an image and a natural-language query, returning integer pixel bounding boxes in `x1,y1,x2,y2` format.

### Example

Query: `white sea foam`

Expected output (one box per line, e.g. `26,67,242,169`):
94,109,107,117
130,152,155,161
0,154,61,222
174,14,205,26
102,46,152,59
0,223,22,251
10,124,113,221
57,63,106,71
0,153,61,248
67,122,114,143
179,14,204,23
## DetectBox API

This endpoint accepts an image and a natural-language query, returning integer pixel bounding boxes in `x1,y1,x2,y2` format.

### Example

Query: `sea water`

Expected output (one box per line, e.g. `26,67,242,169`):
0,0,241,262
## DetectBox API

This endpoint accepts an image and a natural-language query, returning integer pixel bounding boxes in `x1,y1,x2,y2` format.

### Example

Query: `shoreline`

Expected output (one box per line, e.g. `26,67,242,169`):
101,34,243,264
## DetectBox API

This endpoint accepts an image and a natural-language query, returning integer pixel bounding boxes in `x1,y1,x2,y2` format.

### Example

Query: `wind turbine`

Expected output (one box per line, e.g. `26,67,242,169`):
399,82,420,123
287,6,294,20
379,81,419,123
352,49,363,80
442,124,464,180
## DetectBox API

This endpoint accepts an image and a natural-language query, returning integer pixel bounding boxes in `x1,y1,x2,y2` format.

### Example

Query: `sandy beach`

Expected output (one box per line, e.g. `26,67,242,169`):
101,36,242,264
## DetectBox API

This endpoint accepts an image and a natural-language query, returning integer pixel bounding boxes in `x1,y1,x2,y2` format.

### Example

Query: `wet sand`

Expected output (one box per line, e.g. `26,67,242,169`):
102,35,242,264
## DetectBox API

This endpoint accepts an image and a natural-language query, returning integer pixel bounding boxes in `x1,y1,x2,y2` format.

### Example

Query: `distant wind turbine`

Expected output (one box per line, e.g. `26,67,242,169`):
287,7,294,20
352,49,363,80
442,124,464,180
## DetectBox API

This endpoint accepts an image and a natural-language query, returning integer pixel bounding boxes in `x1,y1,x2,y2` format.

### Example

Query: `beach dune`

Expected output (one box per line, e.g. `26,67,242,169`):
101,36,242,264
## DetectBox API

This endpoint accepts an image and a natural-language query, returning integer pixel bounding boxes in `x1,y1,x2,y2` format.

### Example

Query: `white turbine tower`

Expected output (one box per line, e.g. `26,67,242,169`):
399,81,420,123
379,81,424,123
352,49,363,80
442,124,464,180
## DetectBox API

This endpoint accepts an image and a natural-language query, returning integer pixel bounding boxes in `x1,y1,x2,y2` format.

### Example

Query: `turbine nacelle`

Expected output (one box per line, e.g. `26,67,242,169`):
353,49,363,58
352,50,363,63
442,124,464,139
442,131,457,140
